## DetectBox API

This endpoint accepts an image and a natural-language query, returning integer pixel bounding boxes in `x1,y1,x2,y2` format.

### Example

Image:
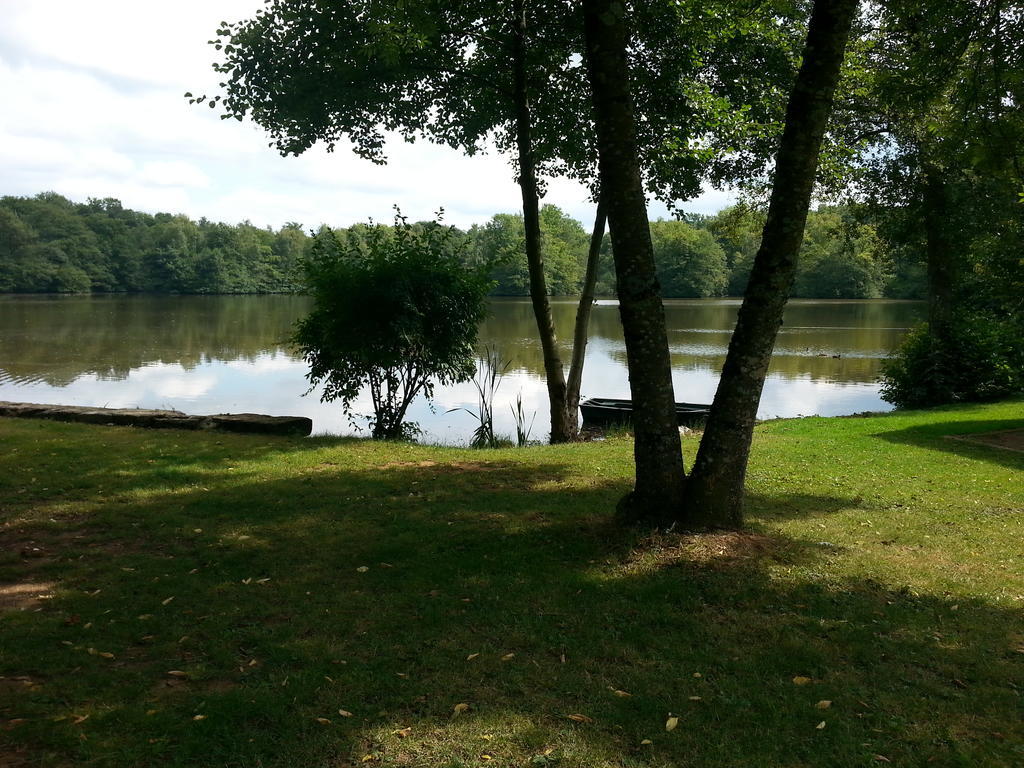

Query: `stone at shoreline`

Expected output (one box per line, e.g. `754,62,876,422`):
0,401,312,437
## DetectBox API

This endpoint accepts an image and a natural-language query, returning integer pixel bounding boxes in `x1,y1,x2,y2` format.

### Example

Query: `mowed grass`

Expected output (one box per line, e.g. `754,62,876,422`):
0,400,1022,768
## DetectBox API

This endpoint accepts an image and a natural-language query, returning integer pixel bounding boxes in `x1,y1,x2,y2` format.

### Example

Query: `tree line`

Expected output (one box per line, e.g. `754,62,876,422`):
0,193,307,295
0,192,924,300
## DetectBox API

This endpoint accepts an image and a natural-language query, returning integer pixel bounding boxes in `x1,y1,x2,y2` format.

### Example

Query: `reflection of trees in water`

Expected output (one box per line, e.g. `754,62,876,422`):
0,295,310,386
484,298,924,383
0,296,923,389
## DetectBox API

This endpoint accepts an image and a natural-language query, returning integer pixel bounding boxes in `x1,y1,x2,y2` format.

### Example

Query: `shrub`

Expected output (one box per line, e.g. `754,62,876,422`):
293,212,491,439
880,318,1024,408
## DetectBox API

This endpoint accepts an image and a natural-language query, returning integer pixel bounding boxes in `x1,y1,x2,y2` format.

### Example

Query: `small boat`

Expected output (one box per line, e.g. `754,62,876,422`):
579,397,711,428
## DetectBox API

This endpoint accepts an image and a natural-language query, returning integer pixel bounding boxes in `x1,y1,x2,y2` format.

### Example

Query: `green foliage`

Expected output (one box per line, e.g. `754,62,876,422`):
0,193,308,294
0,192,942,301
293,213,491,439
881,319,1024,408
650,219,728,298
793,208,892,298
468,205,588,296
205,1,804,203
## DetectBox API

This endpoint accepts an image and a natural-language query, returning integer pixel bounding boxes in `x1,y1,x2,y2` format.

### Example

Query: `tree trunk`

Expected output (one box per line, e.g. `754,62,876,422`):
922,162,955,339
511,0,573,444
582,0,686,522
564,193,607,431
681,0,859,529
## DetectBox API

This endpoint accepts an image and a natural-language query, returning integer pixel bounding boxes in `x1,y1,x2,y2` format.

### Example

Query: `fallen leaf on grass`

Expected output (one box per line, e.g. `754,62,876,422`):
466,653,480,661
566,713,593,723
610,689,632,698
501,653,516,661
356,566,369,573
338,709,353,718
394,726,413,738
816,700,832,709
166,671,187,678
315,717,332,725
665,715,679,732
192,715,206,721
688,696,702,702
71,714,90,725
873,756,891,763
640,739,653,745
793,676,812,686
816,721,827,730
161,597,174,606
98,652,115,660
453,703,470,716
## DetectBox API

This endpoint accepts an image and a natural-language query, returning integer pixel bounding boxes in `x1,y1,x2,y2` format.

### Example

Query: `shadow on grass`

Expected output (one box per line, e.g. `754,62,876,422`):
744,491,866,522
874,418,1024,471
1,441,1022,767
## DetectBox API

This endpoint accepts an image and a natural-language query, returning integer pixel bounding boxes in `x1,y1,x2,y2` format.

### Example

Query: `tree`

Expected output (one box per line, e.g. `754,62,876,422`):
469,205,591,296
681,0,861,528
849,0,1024,407
582,0,687,520
203,0,594,442
293,214,491,439
650,220,728,298
794,208,890,298
203,0,805,444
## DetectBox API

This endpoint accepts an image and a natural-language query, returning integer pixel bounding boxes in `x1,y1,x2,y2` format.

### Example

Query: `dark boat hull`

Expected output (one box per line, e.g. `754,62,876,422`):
579,398,711,428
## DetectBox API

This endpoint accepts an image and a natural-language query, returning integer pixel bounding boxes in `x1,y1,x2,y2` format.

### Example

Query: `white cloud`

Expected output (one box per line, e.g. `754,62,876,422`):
0,1,734,230
139,161,210,189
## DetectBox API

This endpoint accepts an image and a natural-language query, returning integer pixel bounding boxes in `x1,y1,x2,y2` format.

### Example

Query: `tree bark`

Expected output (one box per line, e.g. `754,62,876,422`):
511,0,573,444
922,162,955,339
681,0,859,529
582,0,686,522
564,193,607,430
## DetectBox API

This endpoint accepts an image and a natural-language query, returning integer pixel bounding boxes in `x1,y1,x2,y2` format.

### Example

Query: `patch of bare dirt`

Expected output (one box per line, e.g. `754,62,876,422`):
625,530,787,571
0,582,55,612
0,677,41,695
149,676,239,698
947,428,1024,453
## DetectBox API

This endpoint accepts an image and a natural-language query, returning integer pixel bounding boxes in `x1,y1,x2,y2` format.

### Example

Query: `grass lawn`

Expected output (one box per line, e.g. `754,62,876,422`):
1,400,1022,767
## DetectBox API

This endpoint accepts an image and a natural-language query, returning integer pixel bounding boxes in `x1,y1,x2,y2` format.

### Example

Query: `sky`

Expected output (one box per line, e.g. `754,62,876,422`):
0,1,734,231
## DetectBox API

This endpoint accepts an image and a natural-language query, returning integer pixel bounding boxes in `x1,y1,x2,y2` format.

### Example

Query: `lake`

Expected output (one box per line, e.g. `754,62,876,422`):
0,295,923,442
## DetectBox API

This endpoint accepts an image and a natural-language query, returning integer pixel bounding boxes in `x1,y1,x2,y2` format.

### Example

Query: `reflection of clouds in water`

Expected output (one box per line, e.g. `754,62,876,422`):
132,364,218,400
758,374,883,419
0,353,892,442
0,296,915,442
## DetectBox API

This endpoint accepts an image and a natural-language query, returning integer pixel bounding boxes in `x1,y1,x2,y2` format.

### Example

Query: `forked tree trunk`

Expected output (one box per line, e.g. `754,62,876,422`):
565,193,608,428
582,0,686,522
681,0,860,529
511,0,573,444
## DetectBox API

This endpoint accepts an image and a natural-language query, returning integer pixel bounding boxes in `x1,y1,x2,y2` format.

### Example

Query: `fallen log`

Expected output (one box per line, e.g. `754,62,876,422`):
0,401,312,437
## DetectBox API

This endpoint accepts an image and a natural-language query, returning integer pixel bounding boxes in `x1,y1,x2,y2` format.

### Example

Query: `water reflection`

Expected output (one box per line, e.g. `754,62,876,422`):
0,295,923,441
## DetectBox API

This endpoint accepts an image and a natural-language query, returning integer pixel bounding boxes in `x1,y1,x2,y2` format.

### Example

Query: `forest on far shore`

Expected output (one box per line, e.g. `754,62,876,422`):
0,191,925,299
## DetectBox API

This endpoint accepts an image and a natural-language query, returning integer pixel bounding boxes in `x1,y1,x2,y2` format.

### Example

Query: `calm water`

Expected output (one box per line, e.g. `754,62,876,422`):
0,295,923,442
